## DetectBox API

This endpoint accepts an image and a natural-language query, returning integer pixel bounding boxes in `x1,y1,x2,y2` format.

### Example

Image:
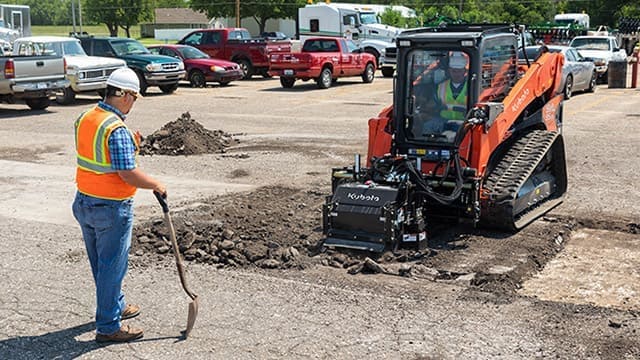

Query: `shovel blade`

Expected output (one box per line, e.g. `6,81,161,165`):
184,296,199,338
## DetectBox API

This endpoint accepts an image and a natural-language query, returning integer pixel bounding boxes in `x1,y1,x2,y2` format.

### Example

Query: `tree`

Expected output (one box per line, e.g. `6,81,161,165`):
190,0,307,34
84,0,151,37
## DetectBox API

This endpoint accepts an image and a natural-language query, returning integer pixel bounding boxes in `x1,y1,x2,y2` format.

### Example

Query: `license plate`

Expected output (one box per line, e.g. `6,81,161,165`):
37,82,47,89
283,69,294,76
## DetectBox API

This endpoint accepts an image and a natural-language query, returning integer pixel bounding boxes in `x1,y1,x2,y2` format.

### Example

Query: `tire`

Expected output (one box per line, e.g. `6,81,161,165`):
362,63,375,83
189,70,206,88
236,59,253,80
159,83,178,94
587,71,596,92
136,71,148,96
25,97,50,110
564,75,573,100
317,67,332,89
280,77,295,88
55,87,76,105
381,68,394,78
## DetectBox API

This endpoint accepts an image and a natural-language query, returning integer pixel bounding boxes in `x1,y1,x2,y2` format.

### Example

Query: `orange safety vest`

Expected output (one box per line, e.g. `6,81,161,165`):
74,106,138,200
437,80,468,120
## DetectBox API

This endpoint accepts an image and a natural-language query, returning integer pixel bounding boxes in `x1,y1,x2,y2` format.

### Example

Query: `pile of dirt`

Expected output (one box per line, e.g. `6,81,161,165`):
139,112,236,156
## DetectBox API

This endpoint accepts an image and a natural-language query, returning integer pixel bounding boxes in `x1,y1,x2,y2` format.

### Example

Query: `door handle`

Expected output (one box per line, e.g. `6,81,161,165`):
36,61,44,67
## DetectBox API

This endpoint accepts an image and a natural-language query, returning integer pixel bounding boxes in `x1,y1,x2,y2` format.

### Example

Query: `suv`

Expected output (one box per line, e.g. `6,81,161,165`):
78,36,185,95
12,36,127,104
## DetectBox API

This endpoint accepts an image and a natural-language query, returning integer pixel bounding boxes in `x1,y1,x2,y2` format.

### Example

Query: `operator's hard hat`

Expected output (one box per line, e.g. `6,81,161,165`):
106,67,141,98
448,52,467,69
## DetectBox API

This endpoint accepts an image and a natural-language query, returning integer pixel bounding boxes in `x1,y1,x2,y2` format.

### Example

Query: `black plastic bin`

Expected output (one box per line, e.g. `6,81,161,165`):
608,60,628,88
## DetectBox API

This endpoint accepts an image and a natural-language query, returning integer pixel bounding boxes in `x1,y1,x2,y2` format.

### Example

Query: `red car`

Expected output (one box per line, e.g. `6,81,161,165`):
148,44,243,87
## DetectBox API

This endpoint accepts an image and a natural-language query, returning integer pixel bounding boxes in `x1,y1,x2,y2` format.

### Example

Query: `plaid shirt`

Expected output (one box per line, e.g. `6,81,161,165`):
97,101,137,171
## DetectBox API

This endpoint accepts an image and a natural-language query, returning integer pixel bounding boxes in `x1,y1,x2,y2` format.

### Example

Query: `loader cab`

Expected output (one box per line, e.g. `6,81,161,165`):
393,25,518,153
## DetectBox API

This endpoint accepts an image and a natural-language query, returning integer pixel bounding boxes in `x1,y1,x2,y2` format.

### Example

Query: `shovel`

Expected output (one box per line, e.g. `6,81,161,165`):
154,191,199,338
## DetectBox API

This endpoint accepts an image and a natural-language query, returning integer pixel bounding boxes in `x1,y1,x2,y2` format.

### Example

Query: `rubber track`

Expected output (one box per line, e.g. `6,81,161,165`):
482,130,563,230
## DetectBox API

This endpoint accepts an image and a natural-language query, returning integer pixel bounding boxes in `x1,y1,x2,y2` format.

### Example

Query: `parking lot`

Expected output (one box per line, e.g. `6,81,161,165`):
1,73,639,359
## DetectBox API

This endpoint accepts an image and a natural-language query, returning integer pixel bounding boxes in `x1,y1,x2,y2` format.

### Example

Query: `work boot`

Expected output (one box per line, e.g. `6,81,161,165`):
121,304,141,320
95,324,144,343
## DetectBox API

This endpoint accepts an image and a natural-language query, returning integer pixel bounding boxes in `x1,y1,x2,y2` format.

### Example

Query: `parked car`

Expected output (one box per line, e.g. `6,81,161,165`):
569,35,627,83
12,36,127,104
148,44,243,87
269,37,376,89
0,52,69,110
177,28,291,79
260,32,289,41
78,36,185,95
519,45,596,99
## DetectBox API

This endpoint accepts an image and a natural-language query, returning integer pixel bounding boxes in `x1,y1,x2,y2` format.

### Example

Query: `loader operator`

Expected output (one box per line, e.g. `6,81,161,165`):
72,67,166,343
421,51,469,137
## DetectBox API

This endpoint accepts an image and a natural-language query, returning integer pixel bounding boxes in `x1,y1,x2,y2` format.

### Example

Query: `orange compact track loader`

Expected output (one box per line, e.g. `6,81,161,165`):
322,24,568,252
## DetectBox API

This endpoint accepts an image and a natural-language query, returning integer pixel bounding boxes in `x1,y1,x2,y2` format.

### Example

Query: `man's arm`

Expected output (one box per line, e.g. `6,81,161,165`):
118,169,166,195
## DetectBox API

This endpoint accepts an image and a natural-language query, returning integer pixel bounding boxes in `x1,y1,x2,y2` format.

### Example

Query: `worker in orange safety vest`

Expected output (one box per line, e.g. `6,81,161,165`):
72,67,166,343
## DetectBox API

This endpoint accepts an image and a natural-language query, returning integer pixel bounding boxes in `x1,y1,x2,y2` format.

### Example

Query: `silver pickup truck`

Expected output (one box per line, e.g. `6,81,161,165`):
0,54,69,110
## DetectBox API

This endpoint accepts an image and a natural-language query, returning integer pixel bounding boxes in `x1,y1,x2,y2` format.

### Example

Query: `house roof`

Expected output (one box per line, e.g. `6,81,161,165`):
155,8,209,24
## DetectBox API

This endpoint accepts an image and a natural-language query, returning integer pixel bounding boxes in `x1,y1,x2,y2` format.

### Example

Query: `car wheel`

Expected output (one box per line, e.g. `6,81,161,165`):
587,71,596,92
564,75,573,100
56,87,76,105
25,97,50,110
236,59,253,80
317,67,332,89
159,83,178,94
381,68,394,78
280,77,295,88
362,63,375,83
189,70,206,88
136,71,148,96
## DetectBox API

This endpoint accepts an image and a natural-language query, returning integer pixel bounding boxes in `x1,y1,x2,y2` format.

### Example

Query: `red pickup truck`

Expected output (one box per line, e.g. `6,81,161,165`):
178,28,291,79
269,37,376,89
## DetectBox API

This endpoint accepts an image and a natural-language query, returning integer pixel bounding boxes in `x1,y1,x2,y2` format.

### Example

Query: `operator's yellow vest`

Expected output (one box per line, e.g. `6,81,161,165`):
437,80,468,120
74,106,138,200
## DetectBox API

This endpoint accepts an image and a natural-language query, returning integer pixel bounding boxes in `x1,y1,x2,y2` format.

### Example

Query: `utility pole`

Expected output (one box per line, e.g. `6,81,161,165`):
71,0,77,34
236,0,240,28
78,0,83,35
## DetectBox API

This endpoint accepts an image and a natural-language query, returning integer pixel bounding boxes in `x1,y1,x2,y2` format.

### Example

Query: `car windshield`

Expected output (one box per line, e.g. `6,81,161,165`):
178,46,209,59
570,38,610,51
359,12,379,25
61,40,86,56
111,39,150,56
404,49,470,143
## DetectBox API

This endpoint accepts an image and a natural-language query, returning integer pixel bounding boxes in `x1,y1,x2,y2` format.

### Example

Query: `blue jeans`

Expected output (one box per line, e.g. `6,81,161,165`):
72,192,134,335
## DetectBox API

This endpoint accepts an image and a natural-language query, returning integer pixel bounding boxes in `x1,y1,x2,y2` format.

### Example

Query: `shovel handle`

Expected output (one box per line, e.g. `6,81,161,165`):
154,191,169,213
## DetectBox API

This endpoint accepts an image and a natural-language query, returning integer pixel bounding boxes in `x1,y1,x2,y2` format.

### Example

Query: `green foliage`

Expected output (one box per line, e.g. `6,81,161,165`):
379,8,419,28
84,0,151,37
190,0,307,33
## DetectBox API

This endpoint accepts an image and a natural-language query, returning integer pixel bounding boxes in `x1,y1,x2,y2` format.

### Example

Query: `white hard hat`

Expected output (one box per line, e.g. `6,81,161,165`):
449,52,467,69
106,67,141,97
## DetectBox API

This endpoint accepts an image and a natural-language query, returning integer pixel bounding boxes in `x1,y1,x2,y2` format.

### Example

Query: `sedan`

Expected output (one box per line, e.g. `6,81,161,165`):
148,44,244,87
518,45,596,99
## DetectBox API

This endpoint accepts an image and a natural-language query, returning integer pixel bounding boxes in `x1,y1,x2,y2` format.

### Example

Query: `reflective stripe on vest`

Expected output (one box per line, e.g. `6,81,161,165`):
438,80,467,120
75,107,137,200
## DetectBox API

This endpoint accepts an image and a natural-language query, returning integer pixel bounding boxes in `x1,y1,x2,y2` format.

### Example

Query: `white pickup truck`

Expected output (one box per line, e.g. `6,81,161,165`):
569,35,628,83
0,53,69,110
12,36,127,104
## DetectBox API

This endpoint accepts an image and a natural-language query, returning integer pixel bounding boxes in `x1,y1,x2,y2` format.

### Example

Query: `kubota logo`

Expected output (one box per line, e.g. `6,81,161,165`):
347,192,380,202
